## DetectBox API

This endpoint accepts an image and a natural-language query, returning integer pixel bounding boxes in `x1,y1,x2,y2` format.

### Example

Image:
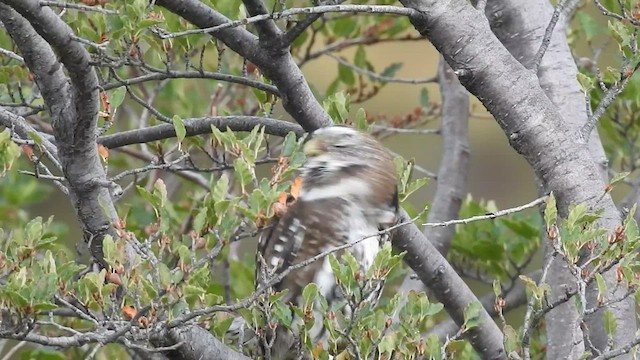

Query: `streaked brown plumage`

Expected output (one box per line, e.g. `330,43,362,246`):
254,125,399,359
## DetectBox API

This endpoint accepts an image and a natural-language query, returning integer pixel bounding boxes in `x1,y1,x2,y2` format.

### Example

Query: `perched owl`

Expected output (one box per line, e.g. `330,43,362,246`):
254,125,399,358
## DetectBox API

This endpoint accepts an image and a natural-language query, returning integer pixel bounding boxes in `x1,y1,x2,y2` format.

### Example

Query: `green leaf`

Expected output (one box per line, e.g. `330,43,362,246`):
378,333,396,354
302,283,319,307
354,46,367,68
338,63,355,86
463,301,482,330
211,174,230,201
609,171,630,187
281,131,301,157
492,280,502,298
544,193,557,227
380,63,402,79
419,88,430,108
102,235,116,265
595,273,607,302
158,263,172,288
576,13,599,41
173,115,187,148
577,73,594,93
503,325,519,353
609,20,632,48
233,158,253,194
603,309,617,335
354,108,368,131
109,87,126,109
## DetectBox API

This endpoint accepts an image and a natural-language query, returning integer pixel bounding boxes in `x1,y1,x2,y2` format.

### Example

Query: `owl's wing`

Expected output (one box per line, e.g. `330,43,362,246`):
255,198,354,303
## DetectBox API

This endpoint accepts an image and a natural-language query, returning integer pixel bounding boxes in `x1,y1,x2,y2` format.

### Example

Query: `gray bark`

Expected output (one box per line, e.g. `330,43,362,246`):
484,1,634,357
392,209,506,359
158,1,504,358
396,56,471,330
399,0,635,357
98,116,304,149
151,326,251,360
155,0,332,132
426,58,470,255
0,0,118,266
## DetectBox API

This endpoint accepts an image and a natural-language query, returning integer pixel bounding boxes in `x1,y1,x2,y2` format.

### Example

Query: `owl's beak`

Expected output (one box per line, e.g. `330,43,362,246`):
303,137,326,157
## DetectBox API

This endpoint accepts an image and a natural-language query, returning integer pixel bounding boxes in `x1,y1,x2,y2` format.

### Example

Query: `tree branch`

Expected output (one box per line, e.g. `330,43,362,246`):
101,70,280,96
98,116,304,149
423,58,470,254
156,0,332,132
241,0,281,38
1,0,119,265
152,325,251,360
391,209,506,359
400,0,635,357
484,0,633,355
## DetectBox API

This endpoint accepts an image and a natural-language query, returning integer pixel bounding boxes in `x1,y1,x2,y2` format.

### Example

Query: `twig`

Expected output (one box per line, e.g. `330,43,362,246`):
39,1,119,14
423,195,548,227
371,125,440,135
0,47,24,63
101,70,279,96
157,5,417,39
592,335,640,360
0,341,27,360
327,53,437,84
17,170,66,182
530,0,569,72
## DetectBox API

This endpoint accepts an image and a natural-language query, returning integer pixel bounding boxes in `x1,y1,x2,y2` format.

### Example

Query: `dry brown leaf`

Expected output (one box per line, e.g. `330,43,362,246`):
122,305,137,319
290,176,302,199
97,144,109,161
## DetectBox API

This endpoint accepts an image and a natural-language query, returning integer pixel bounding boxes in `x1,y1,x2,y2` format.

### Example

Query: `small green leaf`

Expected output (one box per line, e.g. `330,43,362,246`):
110,87,126,109
338,63,355,86
603,309,617,335
544,193,557,227
503,325,519,352
211,174,230,201
158,263,172,287
595,273,607,302
380,63,402,79
173,115,187,147
492,280,502,298
609,171,630,187
463,301,482,330
577,73,594,93
609,20,632,48
302,283,318,306
419,88,430,108
354,108,368,130
577,13,599,41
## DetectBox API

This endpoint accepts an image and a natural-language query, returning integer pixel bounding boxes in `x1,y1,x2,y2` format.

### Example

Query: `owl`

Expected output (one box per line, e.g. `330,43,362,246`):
254,125,399,359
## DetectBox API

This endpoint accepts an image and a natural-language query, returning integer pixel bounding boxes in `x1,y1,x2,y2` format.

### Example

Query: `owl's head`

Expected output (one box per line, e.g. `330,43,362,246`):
302,125,385,167
299,125,396,192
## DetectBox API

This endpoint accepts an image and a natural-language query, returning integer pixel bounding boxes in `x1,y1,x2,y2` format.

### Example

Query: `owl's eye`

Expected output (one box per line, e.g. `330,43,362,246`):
332,143,348,148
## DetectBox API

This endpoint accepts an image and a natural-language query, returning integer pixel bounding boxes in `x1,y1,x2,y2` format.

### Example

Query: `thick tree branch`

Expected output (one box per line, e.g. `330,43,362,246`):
428,270,541,341
156,0,332,131
399,0,636,357
98,116,304,149
391,209,506,359
396,56,470,318
1,0,119,265
152,326,251,360
484,0,633,356
424,58,470,254
241,0,281,38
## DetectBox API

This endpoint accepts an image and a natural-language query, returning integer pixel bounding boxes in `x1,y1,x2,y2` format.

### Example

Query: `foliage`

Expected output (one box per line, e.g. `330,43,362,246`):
1,0,640,359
